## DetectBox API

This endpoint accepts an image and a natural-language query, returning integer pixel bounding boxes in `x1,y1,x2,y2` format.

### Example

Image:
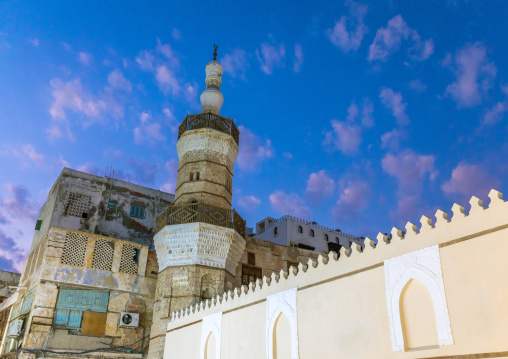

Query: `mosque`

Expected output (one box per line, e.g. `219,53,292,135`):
0,47,506,359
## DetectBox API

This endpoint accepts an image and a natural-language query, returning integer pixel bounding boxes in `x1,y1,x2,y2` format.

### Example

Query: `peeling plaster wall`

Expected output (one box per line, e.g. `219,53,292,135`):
20,227,157,356
32,168,174,251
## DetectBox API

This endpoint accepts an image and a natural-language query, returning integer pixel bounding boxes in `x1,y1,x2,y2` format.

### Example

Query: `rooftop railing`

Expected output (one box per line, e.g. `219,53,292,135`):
155,202,246,238
267,214,361,241
178,112,240,145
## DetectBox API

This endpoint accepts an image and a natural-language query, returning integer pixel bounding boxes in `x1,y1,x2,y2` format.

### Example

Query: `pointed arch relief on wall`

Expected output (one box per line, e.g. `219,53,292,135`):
384,245,453,351
266,287,299,359
200,312,222,359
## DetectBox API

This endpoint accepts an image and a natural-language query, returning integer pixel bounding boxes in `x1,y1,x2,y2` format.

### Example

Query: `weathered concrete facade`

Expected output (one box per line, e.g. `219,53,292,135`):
31,168,174,250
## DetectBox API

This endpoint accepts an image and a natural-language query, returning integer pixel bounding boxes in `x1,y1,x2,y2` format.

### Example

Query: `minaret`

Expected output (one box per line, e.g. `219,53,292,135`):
148,46,246,359
173,45,237,209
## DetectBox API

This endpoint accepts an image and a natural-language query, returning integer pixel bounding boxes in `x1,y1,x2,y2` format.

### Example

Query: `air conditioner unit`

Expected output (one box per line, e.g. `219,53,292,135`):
7,319,23,337
119,312,139,328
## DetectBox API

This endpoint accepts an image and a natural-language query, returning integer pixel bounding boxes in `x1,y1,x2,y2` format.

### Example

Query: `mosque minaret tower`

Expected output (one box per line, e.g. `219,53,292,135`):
148,46,246,359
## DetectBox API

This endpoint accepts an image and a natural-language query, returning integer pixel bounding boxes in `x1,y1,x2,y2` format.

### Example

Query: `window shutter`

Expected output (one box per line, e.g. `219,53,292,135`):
130,206,136,217
35,220,42,231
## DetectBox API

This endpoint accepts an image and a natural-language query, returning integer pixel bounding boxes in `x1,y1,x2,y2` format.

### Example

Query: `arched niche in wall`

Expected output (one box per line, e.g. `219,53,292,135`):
273,312,292,359
384,245,454,352
200,312,222,359
266,288,298,359
400,278,439,349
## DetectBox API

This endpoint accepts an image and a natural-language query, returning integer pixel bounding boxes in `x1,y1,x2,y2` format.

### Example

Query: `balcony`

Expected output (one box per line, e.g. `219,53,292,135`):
178,112,240,145
155,203,246,237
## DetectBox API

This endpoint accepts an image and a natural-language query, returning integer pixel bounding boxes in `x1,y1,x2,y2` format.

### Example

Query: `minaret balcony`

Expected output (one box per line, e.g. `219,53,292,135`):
178,112,240,145
155,202,246,238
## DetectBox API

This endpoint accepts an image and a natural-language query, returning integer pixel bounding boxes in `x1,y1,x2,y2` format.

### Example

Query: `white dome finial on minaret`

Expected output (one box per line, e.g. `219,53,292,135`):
200,45,224,115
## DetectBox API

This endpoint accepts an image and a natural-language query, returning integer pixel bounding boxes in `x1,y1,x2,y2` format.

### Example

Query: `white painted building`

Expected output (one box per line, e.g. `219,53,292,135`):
254,215,363,253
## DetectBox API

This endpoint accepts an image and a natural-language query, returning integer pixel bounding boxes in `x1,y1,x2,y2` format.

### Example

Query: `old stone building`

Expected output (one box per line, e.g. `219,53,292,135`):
0,49,326,358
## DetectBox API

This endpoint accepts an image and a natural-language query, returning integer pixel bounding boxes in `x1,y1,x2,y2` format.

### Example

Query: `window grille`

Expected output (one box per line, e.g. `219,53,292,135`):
91,239,115,271
61,232,88,267
247,252,256,266
65,192,91,218
119,244,139,274
130,205,145,219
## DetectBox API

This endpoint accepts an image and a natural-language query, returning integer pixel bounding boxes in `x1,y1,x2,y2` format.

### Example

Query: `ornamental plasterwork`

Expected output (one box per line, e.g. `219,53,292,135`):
384,245,453,351
200,312,222,359
266,288,299,359
177,130,239,164
154,223,245,275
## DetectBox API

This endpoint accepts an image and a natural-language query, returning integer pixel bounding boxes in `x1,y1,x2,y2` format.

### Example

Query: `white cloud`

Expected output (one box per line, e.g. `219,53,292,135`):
333,179,371,219
306,170,335,205
155,65,180,95
441,162,500,201
135,50,155,70
347,99,374,127
48,78,124,140
238,195,261,210
28,38,40,47
483,102,507,126
269,190,312,219
107,69,132,91
368,15,433,62
409,78,428,92
78,52,93,66
379,87,409,125
172,28,182,40
221,49,249,80
237,125,274,171
382,149,436,221
326,1,368,53
256,41,285,75
380,129,403,150
445,42,497,108
293,44,304,72
133,112,166,145
323,120,362,155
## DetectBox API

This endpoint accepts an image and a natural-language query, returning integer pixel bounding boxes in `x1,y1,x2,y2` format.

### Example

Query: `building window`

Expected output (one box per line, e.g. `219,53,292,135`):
107,200,116,209
189,172,193,181
335,237,340,244
65,192,91,218
130,205,145,219
310,229,315,237
297,226,303,234
196,171,200,180
54,288,109,334
247,252,256,266
34,220,42,231
324,234,329,242
274,227,278,236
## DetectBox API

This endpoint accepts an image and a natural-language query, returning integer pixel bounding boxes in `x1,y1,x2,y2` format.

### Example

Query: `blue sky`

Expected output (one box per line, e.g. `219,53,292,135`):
1,1,507,272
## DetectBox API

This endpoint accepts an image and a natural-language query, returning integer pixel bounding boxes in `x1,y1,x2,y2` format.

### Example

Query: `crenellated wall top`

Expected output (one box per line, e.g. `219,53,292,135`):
168,189,508,330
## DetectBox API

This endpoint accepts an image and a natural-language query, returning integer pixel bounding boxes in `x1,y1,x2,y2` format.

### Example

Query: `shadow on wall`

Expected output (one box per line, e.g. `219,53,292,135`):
400,279,439,351
273,312,291,359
